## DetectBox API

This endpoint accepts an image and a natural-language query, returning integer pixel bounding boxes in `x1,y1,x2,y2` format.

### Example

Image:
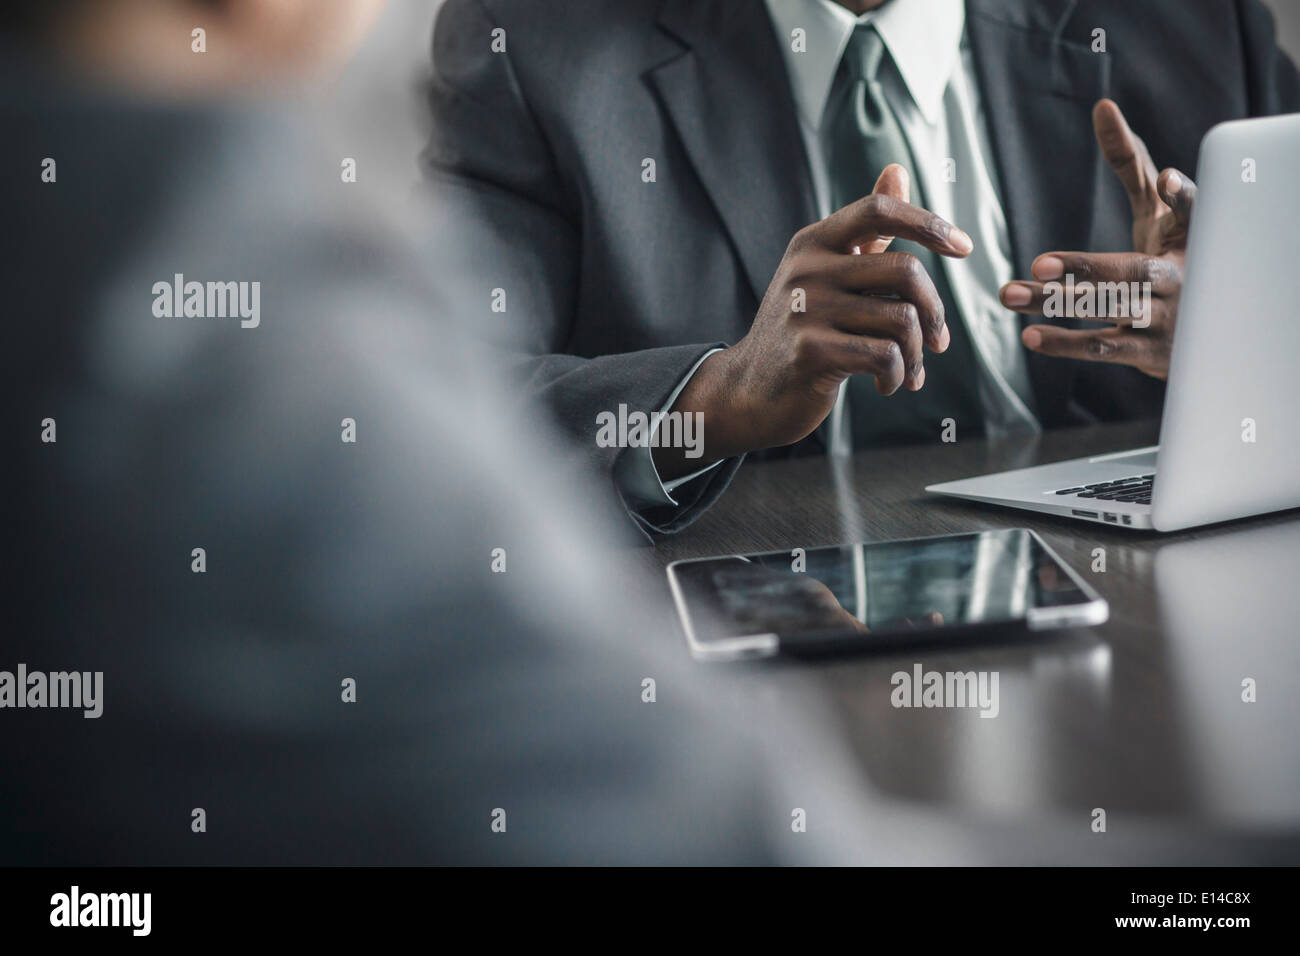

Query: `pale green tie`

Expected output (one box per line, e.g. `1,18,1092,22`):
823,24,984,446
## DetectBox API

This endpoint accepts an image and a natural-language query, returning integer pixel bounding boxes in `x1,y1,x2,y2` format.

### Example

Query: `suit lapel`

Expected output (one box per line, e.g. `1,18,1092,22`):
649,0,818,304
965,0,1110,424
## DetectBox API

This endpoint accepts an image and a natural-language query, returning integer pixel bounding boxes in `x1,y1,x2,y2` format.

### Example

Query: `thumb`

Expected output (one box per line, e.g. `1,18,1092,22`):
1093,98,1162,216
873,162,910,203
858,163,910,255
1157,167,1197,236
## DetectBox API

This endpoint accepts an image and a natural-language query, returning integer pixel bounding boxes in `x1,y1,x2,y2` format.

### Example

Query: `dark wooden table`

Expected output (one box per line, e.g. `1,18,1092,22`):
642,421,1300,858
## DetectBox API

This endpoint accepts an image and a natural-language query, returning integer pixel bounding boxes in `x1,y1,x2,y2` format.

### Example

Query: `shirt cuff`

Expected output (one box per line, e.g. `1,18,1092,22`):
614,348,726,508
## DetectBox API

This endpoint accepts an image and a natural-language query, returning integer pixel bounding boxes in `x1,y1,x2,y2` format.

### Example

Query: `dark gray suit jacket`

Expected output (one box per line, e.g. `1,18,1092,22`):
423,0,1300,538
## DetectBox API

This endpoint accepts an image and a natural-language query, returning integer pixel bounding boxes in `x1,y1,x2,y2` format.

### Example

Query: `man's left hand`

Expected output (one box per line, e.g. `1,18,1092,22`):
999,99,1197,380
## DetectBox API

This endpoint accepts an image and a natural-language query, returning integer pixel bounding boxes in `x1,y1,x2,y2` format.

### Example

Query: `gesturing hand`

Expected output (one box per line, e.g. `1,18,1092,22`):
1000,99,1197,380
655,164,973,479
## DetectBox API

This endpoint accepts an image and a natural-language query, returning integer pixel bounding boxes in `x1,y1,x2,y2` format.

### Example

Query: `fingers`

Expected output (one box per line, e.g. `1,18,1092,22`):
816,190,973,258
872,163,910,204
1157,167,1197,239
1000,251,1180,327
1021,325,1147,365
1022,324,1168,377
1015,251,1181,296
779,168,964,397
795,577,870,633
815,331,908,395
860,163,911,255
1001,280,1167,326
827,251,948,351
824,290,925,390
1000,281,1054,315
1093,98,1163,217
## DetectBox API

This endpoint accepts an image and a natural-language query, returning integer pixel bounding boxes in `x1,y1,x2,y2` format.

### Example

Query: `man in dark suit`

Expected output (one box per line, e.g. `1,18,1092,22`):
423,0,1300,538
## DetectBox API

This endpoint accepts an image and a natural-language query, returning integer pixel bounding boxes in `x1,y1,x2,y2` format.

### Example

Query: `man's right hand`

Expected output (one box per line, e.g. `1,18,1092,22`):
655,165,972,480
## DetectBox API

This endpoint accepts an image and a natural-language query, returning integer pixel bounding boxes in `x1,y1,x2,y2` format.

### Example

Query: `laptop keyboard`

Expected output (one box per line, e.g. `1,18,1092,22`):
1054,475,1154,505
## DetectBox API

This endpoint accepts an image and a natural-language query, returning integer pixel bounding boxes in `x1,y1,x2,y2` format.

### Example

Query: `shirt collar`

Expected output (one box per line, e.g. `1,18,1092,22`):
765,0,965,127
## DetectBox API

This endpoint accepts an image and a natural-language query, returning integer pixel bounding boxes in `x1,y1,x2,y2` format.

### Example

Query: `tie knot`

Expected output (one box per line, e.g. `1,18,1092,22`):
843,24,886,81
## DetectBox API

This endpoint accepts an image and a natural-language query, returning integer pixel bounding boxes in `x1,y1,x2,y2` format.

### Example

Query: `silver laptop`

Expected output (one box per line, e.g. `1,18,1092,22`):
927,112,1300,532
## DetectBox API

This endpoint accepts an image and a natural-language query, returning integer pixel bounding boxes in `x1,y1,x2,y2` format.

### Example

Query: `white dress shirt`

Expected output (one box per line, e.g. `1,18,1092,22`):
621,0,1039,510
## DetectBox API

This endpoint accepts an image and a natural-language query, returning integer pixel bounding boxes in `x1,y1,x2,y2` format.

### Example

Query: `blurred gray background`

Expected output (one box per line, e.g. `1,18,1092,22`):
328,0,1300,193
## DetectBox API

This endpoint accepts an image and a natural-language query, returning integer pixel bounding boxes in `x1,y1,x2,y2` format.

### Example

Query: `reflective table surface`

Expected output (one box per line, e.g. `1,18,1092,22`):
644,420,1300,860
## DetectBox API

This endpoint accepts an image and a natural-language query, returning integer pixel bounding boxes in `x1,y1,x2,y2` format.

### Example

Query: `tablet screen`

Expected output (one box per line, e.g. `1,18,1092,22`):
668,529,1101,655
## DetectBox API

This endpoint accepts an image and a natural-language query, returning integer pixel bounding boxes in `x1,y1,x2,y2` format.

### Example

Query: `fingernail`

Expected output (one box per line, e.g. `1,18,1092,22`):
938,324,951,352
1032,256,1064,281
950,228,973,255
1165,171,1182,195
1022,327,1043,349
1003,284,1032,307
911,367,926,390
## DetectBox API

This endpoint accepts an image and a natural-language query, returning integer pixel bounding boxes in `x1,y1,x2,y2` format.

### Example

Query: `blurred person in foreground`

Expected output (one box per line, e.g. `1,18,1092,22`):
0,0,880,865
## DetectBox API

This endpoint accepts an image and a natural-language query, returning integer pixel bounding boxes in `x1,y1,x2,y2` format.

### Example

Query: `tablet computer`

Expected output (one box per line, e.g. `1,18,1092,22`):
666,528,1107,660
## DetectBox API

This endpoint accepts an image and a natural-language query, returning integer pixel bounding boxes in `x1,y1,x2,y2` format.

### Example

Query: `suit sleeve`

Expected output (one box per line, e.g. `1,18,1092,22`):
1238,0,1300,114
421,0,742,537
